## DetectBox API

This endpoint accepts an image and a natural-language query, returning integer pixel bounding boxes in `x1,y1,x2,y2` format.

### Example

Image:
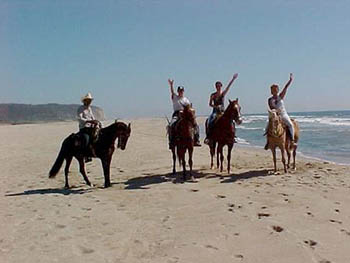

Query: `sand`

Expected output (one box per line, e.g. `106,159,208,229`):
1,118,350,263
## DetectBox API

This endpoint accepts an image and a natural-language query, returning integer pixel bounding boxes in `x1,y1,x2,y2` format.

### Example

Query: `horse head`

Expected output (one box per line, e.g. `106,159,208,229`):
114,120,131,150
268,109,284,137
227,98,243,125
180,105,196,127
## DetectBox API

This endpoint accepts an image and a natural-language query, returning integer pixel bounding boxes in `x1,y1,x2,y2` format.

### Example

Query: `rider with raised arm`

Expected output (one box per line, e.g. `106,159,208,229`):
265,73,296,149
204,73,238,144
77,93,100,162
168,79,201,148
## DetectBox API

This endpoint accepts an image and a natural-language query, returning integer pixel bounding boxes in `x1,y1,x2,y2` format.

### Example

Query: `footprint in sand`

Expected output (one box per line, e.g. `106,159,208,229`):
216,194,226,199
79,246,95,254
304,239,317,248
306,212,314,217
272,225,284,232
258,213,270,219
330,219,342,224
340,229,350,236
234,254,244,260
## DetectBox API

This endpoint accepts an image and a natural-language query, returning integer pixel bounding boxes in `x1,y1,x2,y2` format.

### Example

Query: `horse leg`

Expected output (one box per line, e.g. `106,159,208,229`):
182,152,187,181
64,156,73,189
216,144,220,170
271,148,277,173
210,142,216,169
188,147,195,181
286,143,291,169
218,144,224,173
102,156,112,188
227,144,233,174
78,158,92,186
293,146,297,170
172,147,176,175
280,146,287,173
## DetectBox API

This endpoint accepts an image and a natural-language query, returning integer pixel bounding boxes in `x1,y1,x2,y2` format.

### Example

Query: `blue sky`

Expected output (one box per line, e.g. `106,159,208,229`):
1,0,349,118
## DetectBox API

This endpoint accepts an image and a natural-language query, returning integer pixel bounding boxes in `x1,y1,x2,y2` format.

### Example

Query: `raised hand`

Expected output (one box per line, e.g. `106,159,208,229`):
233,73,238,80
168,79,174,86
289,73,293,81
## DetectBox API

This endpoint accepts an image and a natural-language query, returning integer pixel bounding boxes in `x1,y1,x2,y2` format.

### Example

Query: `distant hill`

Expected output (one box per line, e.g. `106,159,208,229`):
0,103,105,124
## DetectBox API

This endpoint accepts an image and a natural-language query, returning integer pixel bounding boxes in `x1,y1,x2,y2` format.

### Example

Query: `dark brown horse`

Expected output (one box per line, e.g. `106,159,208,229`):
266,109,299,173
205,99,242,173
170,105,196,181
49,121,131,188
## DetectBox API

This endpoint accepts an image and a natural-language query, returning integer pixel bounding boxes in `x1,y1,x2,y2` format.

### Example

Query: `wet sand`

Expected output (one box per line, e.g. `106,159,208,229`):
1,118,350,263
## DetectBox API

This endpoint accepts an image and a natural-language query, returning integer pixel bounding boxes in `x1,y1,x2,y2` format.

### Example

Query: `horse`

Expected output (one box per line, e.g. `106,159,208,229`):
265,109,299,173
169,105,196,181
205,99,242,173
49,120,131,188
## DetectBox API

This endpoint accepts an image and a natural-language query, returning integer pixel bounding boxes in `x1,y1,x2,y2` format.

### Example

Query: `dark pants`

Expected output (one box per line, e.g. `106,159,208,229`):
79,127,94,150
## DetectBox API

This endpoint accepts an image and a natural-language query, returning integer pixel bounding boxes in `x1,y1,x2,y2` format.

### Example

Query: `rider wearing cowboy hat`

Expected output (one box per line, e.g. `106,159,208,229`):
77,92,99,161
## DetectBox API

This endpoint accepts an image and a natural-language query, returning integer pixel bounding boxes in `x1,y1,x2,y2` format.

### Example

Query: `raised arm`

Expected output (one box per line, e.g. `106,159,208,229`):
279,73,293,99
168,79,175,99
222,73,238,97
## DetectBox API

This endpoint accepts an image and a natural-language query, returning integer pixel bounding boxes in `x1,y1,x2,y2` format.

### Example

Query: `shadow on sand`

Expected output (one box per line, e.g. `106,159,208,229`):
5,187,93,197
220,169,271,183
122,169,213,190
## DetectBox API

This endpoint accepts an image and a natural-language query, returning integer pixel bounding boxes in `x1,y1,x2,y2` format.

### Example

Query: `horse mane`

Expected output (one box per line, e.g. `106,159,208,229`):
100,121,127,136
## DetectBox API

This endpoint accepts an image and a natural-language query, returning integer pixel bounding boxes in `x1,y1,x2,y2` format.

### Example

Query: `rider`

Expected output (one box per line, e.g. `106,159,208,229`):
168,79,201,148
264,73,296,149
77,92,99,162
204,73,239,144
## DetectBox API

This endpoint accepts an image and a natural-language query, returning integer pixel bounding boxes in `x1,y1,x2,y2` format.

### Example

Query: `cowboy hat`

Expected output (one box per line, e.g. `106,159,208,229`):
81,93,94,102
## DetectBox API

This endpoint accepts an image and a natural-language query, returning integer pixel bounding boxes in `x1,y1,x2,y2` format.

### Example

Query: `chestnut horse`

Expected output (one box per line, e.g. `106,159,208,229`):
205,99,242,173
49,121,131,188
266,110,299,173
170,105,196,181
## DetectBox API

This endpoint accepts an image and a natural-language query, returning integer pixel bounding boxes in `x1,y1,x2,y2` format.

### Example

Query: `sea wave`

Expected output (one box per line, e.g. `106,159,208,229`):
295,117,350,126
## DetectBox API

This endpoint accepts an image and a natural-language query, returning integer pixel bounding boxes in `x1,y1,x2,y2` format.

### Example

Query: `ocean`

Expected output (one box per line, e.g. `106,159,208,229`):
233,110,350,165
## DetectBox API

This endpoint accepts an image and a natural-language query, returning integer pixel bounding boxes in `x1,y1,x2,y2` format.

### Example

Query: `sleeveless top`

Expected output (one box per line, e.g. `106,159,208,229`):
211,92,225,113
269,95,287,114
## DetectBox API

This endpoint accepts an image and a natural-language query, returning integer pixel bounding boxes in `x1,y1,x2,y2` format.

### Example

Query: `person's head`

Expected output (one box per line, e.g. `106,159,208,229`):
177,86,185,97
81,93,94,106
270,84,279,96
215,81,223,91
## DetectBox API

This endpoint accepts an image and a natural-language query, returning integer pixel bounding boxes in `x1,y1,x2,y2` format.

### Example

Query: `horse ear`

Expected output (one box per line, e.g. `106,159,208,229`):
236,98,239,102
115,119,118,123
229,99,232,104
128,123,131,131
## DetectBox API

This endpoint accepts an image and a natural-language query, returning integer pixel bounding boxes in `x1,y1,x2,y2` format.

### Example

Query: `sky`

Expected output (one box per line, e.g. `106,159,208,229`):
1,0,350,118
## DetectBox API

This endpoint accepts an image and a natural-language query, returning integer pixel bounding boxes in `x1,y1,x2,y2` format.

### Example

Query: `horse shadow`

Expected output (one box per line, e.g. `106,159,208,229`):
122,169,213,190
5,187,93,197
220,169,271,183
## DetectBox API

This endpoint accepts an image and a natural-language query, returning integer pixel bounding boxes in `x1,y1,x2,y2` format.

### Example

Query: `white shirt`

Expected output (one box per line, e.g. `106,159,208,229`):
77,105,95,129
172,95,191,112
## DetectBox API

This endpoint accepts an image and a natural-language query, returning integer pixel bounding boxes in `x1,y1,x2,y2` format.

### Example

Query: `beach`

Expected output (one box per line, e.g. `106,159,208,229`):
1,118,350,263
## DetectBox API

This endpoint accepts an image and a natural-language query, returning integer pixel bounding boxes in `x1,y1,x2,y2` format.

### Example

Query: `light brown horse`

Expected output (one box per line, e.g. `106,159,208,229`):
170,105,196,181
205,99,242,173
265,110,299,173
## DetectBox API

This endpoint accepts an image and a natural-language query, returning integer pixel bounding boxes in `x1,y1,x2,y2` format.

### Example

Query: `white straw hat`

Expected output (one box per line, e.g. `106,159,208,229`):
81,92,94,102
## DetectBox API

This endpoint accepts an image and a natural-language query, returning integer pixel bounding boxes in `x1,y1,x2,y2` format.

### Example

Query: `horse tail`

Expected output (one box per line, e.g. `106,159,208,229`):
49,135,72,178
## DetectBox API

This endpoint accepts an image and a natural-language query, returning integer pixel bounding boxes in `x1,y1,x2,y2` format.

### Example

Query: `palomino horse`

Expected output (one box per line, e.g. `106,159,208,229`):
49,121,131,188
205,99,242,173
266,110,299,173
170,105,196,181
